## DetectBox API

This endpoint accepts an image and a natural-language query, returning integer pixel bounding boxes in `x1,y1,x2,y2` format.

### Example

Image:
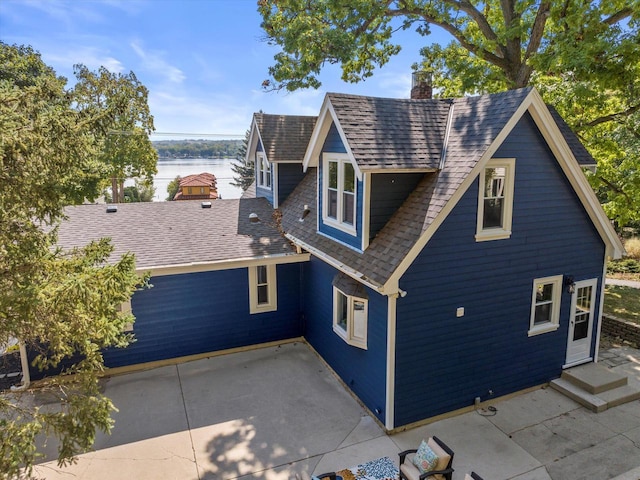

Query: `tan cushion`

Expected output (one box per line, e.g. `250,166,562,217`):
427,437,451,471
400,457,421,480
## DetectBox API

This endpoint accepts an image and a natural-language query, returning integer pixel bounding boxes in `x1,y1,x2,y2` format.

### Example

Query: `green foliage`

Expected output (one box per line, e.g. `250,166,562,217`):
1,42,149,478
73,65,158,203
608,258,640,274
154,139,242,158
259,1,640,227
230,130,254,191
166,175,182,201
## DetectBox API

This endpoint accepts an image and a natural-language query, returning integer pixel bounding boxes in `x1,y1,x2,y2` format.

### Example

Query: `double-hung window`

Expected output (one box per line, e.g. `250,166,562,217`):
476,158,515,241
528,275,562,336
256,153,271,189
249,264,277,313
332,285,367,349
323,153,356,234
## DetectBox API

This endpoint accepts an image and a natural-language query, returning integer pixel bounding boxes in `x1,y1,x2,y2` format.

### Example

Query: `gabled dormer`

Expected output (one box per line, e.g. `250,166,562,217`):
302,93,450,251
246,113,316,208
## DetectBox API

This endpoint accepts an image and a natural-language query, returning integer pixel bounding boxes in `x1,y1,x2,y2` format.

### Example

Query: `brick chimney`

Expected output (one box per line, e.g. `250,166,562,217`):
410,70,433,99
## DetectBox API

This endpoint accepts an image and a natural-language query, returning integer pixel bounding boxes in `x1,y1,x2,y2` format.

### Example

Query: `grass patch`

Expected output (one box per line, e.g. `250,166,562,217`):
604,285,640,324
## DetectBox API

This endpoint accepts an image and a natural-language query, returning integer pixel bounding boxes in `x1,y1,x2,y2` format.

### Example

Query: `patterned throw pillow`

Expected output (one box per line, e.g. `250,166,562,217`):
412,439,439,474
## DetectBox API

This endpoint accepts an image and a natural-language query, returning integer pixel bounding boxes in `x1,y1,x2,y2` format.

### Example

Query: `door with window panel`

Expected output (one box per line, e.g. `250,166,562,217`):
565,279,597,366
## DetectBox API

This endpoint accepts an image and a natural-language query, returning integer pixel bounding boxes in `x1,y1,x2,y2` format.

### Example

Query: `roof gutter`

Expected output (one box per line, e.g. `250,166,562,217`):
284,233,395,295
140,252,310,277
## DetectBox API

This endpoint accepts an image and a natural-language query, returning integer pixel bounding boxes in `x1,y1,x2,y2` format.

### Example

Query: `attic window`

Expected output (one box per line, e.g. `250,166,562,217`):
322,153,356,235
476,158,515,242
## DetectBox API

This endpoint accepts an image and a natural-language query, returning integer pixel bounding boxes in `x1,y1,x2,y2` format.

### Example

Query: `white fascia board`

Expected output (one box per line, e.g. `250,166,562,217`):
302,96,362,180
284,233,386,294
245,117,261,164
303,95,333,171
139,252,310,278
525,89,624,259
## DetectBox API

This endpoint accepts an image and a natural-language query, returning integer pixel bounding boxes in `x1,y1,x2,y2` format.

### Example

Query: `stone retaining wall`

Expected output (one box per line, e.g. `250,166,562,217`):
602,315,640,348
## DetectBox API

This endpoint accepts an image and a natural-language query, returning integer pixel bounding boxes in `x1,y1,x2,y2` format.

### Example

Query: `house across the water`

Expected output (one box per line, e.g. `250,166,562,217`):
49,80,624,430
173,172,218,200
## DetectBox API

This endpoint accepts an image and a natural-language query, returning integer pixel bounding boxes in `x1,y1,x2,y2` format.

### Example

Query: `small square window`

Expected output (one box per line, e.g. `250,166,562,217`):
528,275,562,336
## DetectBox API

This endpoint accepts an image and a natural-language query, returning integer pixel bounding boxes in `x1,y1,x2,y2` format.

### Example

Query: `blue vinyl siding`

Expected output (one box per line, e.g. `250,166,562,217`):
255,140,274,204
318,123,363,250
369,173,425,240
393,113,606,427
302,256,388,424
102,263,302,368
277,163,305,206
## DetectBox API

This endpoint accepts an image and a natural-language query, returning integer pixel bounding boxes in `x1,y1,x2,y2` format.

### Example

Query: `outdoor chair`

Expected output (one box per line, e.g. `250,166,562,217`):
297,472,336,480
313,473,336,480
398,435,454,480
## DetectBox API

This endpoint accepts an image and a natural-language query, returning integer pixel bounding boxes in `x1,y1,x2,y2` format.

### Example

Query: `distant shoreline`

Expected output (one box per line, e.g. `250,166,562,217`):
157,156,237,161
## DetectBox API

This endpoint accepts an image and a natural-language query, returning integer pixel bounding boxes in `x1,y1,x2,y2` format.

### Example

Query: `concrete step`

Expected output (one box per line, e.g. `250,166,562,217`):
561,362,627,394
599,384,640,408
550,378,608,412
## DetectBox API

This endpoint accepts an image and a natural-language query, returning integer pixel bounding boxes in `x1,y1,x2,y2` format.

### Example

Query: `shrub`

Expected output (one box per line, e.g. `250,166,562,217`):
609,258,640,274
624,237,640,259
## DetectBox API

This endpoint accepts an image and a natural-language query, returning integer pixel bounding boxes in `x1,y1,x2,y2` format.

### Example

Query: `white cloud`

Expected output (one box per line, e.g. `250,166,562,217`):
375,71,412,99
130,41,186,84
149,90,252,138
45,46,125,78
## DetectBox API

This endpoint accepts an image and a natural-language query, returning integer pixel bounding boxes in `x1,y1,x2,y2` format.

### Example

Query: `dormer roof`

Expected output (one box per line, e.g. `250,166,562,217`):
252,113,317,163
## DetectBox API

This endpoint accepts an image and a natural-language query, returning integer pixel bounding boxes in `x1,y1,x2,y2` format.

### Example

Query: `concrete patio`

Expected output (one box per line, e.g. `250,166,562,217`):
32,341,640,480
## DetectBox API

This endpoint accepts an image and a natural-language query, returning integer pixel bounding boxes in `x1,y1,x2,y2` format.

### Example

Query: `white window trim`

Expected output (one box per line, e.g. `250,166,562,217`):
476,158,516,242
256,153,271,189
332,286,368,349
322,153,357,236
117,299,134,332
248,264,277,314
528,275,563,336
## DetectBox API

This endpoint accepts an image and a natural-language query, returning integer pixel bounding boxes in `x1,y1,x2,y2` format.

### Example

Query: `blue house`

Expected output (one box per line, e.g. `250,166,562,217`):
53,86,623,431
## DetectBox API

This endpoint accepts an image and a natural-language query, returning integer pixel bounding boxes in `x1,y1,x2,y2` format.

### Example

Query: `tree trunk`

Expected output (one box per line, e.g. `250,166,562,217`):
111,177,119,203
118,179,125,203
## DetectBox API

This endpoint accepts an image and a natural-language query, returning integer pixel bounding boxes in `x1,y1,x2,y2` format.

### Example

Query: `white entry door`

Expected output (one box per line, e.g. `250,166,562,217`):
565,278,598,366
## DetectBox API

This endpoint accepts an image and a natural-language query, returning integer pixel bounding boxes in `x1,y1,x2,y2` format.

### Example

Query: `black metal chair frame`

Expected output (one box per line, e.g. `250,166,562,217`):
315,473,336,480
398,435,455,480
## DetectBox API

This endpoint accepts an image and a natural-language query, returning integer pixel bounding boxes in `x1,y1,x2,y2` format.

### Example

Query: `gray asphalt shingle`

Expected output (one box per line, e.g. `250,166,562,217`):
254,113,317,163
57,199,297,270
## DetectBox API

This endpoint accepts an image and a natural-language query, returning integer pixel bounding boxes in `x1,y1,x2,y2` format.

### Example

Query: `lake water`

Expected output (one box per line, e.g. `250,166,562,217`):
153,158,243,201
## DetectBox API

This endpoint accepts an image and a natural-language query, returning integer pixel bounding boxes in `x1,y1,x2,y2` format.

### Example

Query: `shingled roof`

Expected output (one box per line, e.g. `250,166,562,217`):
254,113,317,162
282,88,604,286
57,199,298,271
326,93,451,170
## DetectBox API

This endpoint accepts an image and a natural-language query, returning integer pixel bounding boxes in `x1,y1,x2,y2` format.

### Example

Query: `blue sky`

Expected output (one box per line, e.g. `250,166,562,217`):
1,0,449,139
